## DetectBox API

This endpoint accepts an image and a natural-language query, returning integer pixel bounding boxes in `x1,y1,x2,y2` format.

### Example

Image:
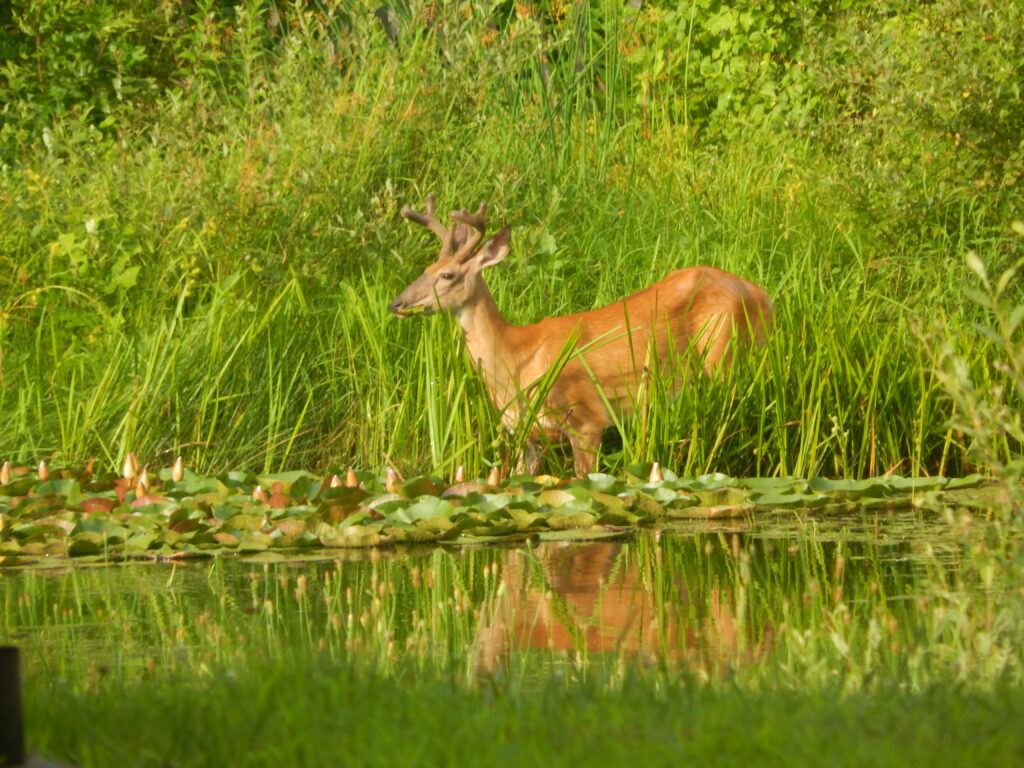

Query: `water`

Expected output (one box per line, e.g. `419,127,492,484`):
1,508,988,685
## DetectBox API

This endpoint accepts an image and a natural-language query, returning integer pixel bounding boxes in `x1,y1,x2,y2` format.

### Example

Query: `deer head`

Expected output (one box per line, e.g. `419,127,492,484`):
389,194,511,317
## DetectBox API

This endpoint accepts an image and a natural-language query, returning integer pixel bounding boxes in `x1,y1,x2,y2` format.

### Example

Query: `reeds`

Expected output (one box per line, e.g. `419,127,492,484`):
0,2,1017,482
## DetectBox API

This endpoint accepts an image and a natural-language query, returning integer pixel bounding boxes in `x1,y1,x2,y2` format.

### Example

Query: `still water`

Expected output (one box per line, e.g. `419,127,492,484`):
0,509,981,681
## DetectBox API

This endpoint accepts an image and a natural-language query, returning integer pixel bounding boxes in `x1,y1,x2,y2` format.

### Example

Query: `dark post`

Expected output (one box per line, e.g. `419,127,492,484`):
0,646,25,767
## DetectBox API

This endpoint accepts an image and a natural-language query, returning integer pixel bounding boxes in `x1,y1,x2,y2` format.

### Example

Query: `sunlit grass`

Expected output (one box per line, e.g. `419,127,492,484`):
0,2,1017,480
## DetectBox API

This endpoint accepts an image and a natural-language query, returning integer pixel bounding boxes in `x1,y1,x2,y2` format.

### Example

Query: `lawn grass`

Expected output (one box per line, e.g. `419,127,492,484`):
24,664,1024,768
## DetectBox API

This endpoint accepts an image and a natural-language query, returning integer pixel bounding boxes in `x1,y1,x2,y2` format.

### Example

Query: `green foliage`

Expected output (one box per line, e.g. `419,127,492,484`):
0,0,166,148
0,0,1019,480
801,0,1024,249
1,461,979,563
621,0,826,133
927,236,1024,514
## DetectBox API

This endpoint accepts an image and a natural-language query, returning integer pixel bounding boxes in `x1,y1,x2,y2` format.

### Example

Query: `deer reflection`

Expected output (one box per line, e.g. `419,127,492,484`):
476,537,774,675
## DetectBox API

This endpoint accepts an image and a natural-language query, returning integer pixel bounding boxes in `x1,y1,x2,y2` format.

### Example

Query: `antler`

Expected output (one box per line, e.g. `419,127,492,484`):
402,195,488,262
450,202,487,262
401,193,455,251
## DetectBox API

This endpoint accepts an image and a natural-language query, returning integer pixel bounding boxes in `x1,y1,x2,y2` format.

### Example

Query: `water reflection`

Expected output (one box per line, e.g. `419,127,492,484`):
0,511,968,681
476,539,775,674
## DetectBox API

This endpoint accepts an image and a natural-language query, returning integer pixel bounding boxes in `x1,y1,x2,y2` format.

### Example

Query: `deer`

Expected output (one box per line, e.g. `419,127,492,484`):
389,194,773,477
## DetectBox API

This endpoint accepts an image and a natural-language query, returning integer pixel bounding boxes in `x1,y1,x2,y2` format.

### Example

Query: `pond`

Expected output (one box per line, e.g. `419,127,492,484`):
1,507,993,687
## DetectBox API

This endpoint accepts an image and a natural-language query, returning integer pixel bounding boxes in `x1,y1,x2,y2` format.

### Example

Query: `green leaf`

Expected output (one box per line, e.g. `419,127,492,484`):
878,476,947,494
751,492,827,508
68,531,103,556
507,508,546,529
808,477,888,499
320,526,384,548
693,487,750,507
740,477,808,495
385,496,456,524
257,470,315,486
668,503,756,519
384,526,442,543
402,476,443,497
536,489,578,508
944,474,986,490
546,512,598,530
578,473,622,492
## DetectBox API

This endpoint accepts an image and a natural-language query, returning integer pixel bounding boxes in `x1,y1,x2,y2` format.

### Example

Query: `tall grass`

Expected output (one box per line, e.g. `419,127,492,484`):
0,1,1018,479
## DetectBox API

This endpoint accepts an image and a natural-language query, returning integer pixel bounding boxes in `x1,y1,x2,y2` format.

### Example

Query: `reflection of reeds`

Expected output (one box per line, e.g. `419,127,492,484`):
3,519,1019,694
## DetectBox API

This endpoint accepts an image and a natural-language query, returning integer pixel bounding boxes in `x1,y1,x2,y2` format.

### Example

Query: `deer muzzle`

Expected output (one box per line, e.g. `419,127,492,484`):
388,297,432,317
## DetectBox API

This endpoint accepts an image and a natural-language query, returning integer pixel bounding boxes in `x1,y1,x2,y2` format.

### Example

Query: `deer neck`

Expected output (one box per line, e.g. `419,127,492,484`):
454,280,521,402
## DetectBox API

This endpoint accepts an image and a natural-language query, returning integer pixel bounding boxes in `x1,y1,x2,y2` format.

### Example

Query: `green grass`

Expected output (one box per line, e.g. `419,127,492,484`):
25,666,1024,767
0,1,1020,480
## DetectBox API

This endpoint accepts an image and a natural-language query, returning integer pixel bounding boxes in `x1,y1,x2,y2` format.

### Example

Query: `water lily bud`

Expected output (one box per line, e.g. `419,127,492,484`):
329,474,343,488
385,468,401,495
454,465,466,483
37,460,49,481
0,461,10,485
123,453,140,481
252,485,269,502
649,462,663,483
171,456,185,483
486,466,501,487
345,467,360,488
137,467,150,493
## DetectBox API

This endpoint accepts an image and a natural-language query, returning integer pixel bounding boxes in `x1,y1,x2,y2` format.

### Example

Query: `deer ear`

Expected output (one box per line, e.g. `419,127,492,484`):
476,226,511,269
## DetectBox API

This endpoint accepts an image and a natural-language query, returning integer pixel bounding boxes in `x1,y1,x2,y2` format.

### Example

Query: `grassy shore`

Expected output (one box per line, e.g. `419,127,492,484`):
1,0,1020,479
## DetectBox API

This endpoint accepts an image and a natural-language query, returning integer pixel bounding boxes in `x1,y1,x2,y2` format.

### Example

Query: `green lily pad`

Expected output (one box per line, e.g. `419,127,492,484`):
384,526,443,543
546,511,598,530
751,492,828,508
807,477,889,499
320,525,386,548
668,502,757,519
878,476,948,493
67,531,104,557
693,487,751,507
385,496,456,524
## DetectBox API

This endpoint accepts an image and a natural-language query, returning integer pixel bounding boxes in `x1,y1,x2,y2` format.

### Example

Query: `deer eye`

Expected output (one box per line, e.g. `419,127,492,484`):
440,272,456,281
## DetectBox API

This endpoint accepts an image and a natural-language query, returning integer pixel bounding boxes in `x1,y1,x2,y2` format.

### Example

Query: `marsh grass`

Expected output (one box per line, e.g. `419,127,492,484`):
0,1,1020,480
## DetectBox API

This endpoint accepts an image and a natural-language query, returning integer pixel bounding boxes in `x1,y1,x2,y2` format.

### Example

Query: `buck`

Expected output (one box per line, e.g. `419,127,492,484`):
389,195,773,476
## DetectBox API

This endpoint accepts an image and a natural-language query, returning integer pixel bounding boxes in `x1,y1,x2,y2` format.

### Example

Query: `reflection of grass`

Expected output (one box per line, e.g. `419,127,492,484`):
7,516,1024,765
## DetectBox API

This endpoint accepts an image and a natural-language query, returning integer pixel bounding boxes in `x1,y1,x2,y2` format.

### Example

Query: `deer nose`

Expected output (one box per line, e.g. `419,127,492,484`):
388,299,404,315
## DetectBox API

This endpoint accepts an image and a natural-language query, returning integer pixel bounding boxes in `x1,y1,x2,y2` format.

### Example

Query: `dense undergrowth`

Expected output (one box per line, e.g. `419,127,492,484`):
1,0,1021,480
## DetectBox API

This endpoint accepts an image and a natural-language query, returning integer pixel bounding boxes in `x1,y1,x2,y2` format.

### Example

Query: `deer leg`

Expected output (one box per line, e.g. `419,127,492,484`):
515,437,544,477
568,423,604,477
